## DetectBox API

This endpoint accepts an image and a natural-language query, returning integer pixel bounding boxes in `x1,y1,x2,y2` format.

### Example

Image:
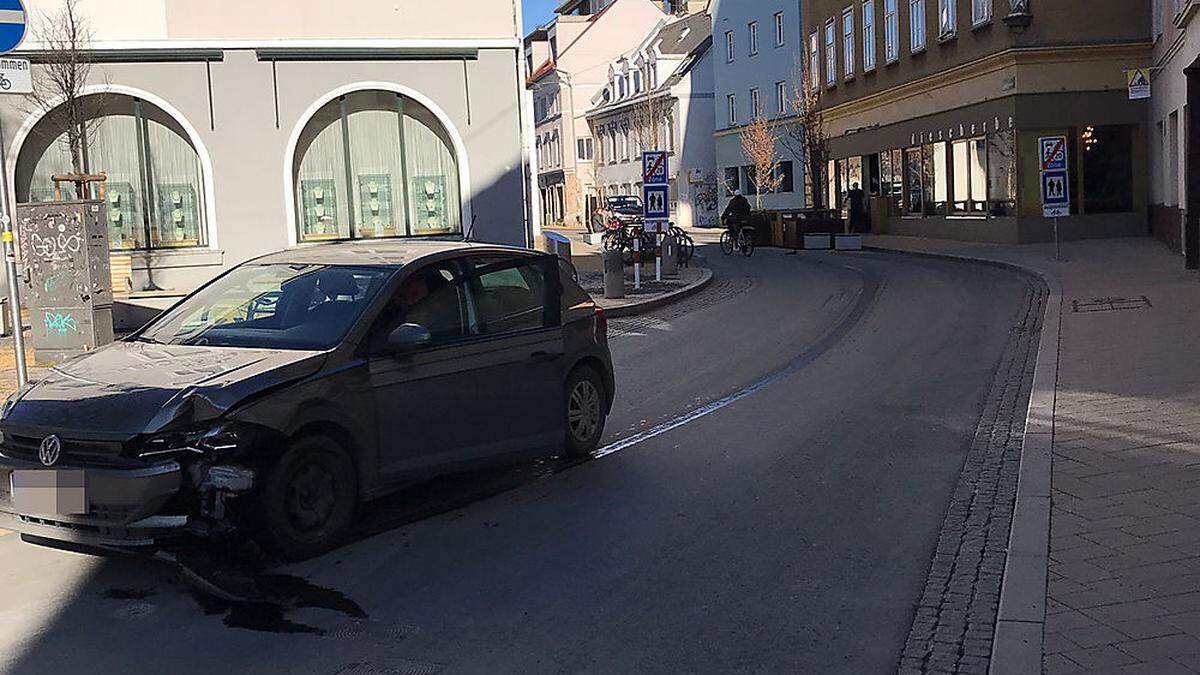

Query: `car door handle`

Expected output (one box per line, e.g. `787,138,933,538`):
529,351,558,363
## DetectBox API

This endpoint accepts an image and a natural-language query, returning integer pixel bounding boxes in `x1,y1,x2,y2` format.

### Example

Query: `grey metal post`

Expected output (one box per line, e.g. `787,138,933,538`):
603,248,624,299
0,115,27,385
1054,217,1061,262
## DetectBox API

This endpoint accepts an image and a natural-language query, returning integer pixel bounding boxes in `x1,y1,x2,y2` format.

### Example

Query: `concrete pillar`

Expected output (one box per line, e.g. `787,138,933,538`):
603,249,624,299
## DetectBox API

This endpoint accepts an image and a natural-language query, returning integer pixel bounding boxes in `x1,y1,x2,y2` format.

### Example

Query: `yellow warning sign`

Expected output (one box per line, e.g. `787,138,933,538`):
1127,68,1151,100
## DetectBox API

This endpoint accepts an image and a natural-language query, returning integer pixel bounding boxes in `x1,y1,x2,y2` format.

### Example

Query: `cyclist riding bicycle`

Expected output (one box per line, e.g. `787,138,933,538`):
721,190,752,234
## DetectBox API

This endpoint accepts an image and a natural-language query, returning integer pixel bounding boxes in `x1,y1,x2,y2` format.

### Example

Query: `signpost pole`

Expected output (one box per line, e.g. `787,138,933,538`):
0,116,27,387
1054,216,1061,263
655,232,662,282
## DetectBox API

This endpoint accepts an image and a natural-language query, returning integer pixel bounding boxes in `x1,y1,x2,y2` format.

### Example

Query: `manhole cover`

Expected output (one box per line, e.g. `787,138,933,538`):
1071,296,1152,313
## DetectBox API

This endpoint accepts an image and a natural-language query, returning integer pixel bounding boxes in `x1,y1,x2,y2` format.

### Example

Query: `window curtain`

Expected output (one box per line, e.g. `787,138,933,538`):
346,92,406,238
295,103,351,241
404,113,461,235
144,114,205,248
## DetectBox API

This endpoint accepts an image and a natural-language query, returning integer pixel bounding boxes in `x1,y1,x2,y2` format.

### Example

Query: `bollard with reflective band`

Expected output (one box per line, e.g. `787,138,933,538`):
662,233,678,277
633,235,641,290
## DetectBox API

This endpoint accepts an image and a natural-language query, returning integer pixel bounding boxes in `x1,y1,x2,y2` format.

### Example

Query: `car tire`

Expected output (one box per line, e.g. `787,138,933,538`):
564,366,607,458
251,435,358,561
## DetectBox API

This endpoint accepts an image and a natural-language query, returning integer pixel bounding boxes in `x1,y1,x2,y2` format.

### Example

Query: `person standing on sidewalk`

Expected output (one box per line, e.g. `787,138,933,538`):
845,182,868,233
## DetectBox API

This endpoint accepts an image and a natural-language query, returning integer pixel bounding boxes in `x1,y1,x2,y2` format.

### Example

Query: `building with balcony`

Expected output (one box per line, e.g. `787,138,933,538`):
803,0,1152,243
585,11,717,228
1149,0,1200,261
3,0,530,294
711,0,808,215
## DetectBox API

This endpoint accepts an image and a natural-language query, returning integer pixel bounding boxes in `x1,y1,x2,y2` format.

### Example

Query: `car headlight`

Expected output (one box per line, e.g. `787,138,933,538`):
138,423,241,460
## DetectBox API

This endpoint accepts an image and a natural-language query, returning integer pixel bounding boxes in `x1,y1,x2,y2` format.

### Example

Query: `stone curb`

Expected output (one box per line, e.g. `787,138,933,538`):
596,266,714,319
864,244,1061,675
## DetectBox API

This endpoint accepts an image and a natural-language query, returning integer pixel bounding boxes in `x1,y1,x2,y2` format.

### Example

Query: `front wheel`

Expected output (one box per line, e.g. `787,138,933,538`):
564,366,607,457
719,231,735,256
251,435,358,561
739,230,755,257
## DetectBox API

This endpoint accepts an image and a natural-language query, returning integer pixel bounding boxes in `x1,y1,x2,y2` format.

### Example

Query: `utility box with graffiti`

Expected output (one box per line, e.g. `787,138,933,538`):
15,201,115,366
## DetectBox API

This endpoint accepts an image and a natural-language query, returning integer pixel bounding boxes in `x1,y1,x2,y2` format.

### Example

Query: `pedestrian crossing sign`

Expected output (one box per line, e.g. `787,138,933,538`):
1127,68,1151,100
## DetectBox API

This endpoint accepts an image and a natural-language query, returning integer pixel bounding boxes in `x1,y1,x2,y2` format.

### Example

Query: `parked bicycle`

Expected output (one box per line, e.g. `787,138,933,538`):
667,224,695,267
601,222,657,266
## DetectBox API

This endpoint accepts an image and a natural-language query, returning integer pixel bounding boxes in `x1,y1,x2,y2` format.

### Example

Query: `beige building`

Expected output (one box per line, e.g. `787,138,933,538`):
1149,0,1200,266
804,0,1152,244
525,0,671,229
3,0,530,295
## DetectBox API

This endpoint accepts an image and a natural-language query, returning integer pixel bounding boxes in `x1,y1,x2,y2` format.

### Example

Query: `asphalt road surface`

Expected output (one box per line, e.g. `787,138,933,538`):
0,244,1033,675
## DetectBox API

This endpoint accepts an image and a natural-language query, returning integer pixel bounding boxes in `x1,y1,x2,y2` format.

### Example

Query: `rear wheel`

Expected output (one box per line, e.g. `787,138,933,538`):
251,435,358,561
564,366,607,458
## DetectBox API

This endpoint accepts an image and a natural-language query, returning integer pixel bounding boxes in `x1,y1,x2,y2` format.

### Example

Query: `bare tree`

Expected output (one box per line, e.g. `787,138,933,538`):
739,114,784,210
25,0,104,199
779,59,829,211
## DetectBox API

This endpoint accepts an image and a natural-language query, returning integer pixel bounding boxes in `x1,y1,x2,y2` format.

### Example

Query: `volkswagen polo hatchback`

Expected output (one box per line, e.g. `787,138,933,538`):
0,241,614,560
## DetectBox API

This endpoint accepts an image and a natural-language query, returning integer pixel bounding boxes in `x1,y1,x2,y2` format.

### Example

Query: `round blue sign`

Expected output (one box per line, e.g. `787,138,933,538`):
0,0,27,55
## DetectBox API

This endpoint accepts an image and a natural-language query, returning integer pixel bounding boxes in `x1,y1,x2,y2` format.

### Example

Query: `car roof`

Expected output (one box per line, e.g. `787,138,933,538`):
247,239,542,268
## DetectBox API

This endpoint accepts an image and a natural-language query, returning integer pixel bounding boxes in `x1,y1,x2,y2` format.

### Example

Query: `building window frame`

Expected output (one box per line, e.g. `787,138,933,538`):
910,0,927,53
863,0,877,71
972,0,993,26
842,6,856,80
749,21,759,55
809,31,821,87
775,80,787,114
726,30,735,63
750,88,761,117
824,19,837,87
774,11,786,46
938,0,957,39
884,0,900,63
727,94,737,126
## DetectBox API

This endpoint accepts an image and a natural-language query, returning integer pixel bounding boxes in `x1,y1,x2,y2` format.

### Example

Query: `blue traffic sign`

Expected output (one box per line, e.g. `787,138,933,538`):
1041,170,1069,218
643,184,669,220
0,0,26,55
642,151,668,186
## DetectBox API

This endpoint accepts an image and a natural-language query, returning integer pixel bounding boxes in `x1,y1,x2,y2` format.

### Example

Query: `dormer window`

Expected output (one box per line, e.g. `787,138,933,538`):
633,71,642,93
618,77,626,98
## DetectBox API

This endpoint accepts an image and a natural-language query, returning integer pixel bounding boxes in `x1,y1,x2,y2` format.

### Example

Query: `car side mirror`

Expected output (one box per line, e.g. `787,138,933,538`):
385,323,432,354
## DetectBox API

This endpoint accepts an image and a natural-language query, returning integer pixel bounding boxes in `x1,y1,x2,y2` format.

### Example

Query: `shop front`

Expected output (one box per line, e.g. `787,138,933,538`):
826,93,1148,244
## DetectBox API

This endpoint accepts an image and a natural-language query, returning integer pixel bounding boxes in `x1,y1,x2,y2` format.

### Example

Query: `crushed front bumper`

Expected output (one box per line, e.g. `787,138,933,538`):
0,455,185,548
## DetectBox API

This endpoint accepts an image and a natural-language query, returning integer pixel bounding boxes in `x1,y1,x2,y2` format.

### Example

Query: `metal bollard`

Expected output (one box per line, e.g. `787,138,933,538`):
662,233,679,277
603,248,624,299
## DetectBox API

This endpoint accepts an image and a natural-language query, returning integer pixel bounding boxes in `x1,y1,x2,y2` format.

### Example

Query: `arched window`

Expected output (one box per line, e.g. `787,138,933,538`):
293,90,461,243
16,93,209,251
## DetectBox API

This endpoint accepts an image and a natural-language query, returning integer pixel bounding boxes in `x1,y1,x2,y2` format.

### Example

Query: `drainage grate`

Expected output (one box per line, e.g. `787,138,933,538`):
331,659,443,675
1071,295,1152,313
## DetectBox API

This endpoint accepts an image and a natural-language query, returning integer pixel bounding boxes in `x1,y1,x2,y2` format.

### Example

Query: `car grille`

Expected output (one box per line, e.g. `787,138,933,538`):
0,434,139,468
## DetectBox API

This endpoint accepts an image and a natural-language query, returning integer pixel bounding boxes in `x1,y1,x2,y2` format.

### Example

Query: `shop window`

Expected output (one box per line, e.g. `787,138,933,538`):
20,93,208,251
921,144,937,215
987,130,1016,216
293,90,461,242
1082,125,1134,214
867,153,881,196
951,138,987,214
932,141,948,215
904,147,923,215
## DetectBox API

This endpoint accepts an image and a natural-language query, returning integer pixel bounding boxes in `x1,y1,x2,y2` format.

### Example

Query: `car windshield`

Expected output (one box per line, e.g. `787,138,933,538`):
136,263,394,350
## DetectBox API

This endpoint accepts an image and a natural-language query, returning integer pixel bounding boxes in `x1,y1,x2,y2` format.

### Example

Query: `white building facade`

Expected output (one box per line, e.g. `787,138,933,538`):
586,11,718,228
1149,0,1199,258
526,0,670,229
710,0,806,214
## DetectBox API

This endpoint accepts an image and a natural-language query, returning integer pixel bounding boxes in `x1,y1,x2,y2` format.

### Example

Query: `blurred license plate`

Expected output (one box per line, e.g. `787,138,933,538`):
10,470,87,515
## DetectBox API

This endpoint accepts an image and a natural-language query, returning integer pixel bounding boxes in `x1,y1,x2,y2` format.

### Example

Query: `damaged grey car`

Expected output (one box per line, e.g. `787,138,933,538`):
0,241,614,560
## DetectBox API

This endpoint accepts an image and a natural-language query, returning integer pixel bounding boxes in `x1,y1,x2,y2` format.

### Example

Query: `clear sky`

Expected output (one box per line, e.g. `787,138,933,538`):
522,0,560,35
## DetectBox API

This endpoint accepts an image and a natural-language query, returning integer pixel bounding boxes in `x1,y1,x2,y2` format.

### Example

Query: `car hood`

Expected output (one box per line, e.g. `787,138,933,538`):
2,341,327,440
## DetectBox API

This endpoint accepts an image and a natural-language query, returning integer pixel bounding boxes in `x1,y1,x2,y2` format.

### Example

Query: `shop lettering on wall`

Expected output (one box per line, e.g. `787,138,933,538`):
910,116,1015,147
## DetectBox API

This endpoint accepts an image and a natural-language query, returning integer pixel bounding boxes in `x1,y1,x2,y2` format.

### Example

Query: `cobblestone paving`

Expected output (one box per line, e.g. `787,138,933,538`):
899,276,1048,674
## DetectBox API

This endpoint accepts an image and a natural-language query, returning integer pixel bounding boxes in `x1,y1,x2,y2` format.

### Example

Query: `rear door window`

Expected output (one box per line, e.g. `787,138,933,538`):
469,256,558,335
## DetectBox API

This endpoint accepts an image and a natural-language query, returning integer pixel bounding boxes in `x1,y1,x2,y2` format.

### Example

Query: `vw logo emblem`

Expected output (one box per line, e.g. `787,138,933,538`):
39,435,62,467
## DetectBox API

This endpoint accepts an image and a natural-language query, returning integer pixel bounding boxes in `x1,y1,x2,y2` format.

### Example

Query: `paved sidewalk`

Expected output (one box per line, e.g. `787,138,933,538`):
868,234,1200,674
